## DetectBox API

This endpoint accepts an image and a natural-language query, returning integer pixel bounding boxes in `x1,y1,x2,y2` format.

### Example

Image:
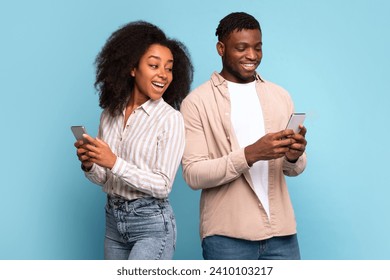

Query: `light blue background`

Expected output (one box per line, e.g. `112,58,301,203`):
1,0,389,260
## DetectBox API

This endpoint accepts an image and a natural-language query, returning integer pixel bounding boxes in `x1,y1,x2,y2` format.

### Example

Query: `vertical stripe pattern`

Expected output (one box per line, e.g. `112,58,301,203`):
85,98,185,200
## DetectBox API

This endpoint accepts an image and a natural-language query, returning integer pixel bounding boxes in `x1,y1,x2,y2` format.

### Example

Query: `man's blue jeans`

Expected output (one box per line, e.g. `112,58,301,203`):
104,196,176,260
202,234,301,260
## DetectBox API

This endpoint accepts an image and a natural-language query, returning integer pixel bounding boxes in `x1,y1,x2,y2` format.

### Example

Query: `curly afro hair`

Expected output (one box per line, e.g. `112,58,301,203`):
94,21,193,116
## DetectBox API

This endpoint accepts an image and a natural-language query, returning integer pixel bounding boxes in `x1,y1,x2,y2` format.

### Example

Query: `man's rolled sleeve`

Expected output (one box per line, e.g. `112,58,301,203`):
283,153,307,176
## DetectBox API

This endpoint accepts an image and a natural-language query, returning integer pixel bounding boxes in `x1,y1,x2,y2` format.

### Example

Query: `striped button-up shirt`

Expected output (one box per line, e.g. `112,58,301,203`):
84,98,185,200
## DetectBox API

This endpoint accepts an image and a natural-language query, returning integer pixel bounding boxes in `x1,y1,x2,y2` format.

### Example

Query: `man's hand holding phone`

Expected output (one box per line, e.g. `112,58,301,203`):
284,113,307,162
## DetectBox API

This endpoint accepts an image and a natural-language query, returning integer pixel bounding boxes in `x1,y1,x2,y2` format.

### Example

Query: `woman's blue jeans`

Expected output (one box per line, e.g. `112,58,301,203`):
104,196,176,260
202,234,301,260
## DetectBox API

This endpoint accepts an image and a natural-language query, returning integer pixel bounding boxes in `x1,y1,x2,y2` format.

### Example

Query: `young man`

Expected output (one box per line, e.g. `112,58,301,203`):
180,12,307,260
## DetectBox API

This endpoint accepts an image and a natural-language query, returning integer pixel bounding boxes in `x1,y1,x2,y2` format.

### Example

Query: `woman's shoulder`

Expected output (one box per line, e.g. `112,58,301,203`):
159,100,183,119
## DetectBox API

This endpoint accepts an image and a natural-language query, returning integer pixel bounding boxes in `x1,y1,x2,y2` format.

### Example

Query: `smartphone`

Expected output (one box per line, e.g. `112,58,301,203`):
71,126,88,142
286,113,306,133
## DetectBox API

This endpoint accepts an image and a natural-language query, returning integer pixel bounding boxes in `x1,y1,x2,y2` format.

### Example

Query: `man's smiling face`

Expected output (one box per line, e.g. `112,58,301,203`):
218,28,262,83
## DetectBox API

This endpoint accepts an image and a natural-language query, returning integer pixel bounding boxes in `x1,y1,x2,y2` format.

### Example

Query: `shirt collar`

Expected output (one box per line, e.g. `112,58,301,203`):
138,97,163,116
211,71,264,86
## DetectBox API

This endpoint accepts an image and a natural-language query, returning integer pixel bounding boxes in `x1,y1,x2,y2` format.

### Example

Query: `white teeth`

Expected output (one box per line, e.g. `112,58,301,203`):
152,82,165,88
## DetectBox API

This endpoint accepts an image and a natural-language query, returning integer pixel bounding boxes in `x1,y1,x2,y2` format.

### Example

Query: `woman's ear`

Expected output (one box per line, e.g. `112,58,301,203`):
130,68,136,77
216,41,225,57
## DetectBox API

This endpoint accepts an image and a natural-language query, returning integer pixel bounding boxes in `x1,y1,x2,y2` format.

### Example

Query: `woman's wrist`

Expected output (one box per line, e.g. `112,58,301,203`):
81,163,93,172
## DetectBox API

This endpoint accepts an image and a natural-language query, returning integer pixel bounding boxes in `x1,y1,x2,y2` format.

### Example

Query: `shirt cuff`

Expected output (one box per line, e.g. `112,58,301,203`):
284,155,302,167
81,163,95,173
230,148,250,174
283,154,306,176
110,156,127,177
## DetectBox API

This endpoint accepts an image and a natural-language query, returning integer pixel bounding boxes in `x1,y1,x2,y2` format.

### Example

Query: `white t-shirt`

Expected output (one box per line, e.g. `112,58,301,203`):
228,81,270,218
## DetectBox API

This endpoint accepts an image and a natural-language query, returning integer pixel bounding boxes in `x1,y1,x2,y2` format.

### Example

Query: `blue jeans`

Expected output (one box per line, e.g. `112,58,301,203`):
104,196,176,260
202,234,301,260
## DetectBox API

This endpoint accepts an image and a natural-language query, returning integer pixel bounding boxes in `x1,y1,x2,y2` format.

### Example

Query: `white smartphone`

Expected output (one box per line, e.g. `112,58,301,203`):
71,125,88,141
286,113,306,133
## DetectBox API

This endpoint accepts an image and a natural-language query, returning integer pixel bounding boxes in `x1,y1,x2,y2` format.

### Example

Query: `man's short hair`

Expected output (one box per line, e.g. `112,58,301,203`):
215,12,261,41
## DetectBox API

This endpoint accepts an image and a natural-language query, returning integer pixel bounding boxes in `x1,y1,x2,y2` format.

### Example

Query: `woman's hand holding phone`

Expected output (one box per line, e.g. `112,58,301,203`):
72,126,94,171
80,134,117,170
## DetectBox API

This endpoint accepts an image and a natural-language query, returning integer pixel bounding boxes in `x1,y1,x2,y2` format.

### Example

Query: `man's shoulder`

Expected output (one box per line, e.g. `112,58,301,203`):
260,78,286,90
259,78,290,97
183,79,215,104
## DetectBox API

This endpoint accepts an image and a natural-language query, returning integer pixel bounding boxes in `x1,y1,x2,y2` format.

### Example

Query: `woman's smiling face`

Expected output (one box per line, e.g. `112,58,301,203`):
131,44,174,102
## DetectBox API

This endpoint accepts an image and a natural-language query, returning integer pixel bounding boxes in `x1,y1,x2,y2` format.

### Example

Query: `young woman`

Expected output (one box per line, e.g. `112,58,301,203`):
74,21,193,259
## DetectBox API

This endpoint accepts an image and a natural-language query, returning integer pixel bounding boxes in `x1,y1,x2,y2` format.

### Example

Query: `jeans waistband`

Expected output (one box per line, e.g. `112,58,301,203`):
107,195,169,211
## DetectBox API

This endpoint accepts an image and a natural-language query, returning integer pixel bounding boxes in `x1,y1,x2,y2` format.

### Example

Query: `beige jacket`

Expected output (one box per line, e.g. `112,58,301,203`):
180,72,306,240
